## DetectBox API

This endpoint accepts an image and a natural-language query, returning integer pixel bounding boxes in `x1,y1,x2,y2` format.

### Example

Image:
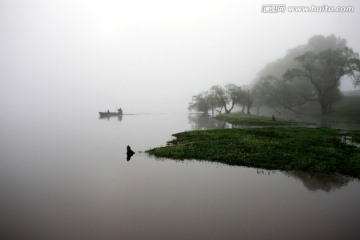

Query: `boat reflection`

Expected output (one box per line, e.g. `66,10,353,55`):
99,115,123,122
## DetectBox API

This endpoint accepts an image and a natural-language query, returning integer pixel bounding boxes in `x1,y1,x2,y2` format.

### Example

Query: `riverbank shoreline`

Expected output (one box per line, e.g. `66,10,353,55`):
147,113,360,178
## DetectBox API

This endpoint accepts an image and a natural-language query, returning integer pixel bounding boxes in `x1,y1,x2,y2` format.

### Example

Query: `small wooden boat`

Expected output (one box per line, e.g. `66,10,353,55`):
99,111,122,117
99,108,123,117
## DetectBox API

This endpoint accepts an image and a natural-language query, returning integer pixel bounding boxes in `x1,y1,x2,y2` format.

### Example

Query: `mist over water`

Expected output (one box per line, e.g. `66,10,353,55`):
1,112,360,239
1,1,360,239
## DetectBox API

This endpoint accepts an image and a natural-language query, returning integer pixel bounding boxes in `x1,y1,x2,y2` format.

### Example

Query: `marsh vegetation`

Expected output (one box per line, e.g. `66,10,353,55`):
147,114,360,178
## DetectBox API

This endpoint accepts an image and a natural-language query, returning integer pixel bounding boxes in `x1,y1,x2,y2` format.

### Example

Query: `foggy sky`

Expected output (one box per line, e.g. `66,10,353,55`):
1,0,360,114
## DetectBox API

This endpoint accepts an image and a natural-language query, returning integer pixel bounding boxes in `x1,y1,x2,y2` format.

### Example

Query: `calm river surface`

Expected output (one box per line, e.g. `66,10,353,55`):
1,112,359,240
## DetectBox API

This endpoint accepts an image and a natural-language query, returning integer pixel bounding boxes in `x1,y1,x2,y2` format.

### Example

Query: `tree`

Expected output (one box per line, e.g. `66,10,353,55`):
189,84,247,115
208,84,244,114
254,35,360,116
253,75,312,114
209,85,231,113
253,37,318,114
284,47,360,115
242,87,254,115
224,84,243,114
206,89,223,116
188,92,210,115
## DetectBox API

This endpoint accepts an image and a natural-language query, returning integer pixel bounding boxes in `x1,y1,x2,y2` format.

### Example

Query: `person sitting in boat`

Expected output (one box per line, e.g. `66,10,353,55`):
118,108,123,114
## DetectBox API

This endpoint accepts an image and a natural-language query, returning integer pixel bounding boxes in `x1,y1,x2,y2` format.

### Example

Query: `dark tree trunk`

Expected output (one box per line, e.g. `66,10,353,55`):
241,105,245,113
320,100,329,116
224,102,235,114
246,105,251,115
215,106,223,115
202,108,209,116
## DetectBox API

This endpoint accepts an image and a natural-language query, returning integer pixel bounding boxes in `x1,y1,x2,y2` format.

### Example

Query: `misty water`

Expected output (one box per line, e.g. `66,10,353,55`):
1,112,360,240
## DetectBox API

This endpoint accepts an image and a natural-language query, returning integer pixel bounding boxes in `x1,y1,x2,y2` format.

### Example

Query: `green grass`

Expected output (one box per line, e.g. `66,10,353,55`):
214,113,307,126
147,127,360,178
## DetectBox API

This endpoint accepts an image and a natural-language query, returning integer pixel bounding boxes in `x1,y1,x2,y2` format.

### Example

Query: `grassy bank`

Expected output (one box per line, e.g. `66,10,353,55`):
257,95,360,125
147,122,360,177
214,113,308,126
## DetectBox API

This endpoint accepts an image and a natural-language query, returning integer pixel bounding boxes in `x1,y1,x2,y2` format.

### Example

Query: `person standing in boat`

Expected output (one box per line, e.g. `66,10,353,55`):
118,108,122,114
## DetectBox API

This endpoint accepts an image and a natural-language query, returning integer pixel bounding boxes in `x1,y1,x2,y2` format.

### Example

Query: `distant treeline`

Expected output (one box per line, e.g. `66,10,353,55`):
189,35,360,117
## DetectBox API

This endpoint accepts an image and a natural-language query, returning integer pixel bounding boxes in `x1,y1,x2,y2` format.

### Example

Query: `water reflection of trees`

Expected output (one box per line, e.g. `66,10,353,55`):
188,114,231,130
286,171,352,192
257,170,353,192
